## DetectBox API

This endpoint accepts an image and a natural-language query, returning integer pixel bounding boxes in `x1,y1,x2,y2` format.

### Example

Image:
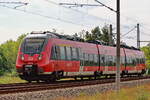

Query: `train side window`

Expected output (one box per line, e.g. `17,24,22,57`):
105,55,108,66
54,46,60,60
94,54,98,66
109,56,113,66
60,46,66,60
113,56,116,66
50,45,60,60
76,48,79,60
66,47,71,60
89,54,93,66
121,56,125,66
107,55,112,66
71,47,78,60
84,53,88,66
132,57,136,66
78,48,83,60
129,57,133,66
126,57,128,66
51,46,56,60
140,58,142,64
141,58,145,64
100,55,105,66
136,58,140,64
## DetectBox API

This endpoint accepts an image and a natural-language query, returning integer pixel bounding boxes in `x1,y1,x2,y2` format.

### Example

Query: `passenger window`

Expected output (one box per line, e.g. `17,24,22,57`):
84,53,89,66
66,47,71,60
113,56,116,66
89,54,94,66
100,55,105,66
51,46,56,60
71,47,78,60
94,54,98,66
60,46,66,60
76,48,79,60
78,48,83,60
108,56,113,66
51,45,61,60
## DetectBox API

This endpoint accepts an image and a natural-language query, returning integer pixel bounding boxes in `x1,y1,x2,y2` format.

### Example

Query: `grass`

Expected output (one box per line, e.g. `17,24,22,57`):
0,73,26,84
56,84,150,100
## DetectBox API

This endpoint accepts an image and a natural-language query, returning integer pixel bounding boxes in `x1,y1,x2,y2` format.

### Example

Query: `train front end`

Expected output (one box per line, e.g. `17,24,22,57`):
16,32,51,82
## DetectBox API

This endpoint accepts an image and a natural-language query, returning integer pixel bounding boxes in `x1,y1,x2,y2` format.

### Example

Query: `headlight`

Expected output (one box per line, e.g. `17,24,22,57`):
20,54,24,60
38,54,43,60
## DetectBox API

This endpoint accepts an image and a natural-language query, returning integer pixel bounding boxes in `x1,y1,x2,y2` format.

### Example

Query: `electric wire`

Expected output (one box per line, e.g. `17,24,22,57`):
0,4,91,27
121,26,136,37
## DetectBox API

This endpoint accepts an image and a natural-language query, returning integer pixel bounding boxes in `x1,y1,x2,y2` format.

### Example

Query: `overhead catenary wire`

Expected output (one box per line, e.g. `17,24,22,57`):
95,0,116,12
0,4,91,27
0,1,28,8
1,0,148,40
121,26,137,37
44,0,107,22
0,1,28,5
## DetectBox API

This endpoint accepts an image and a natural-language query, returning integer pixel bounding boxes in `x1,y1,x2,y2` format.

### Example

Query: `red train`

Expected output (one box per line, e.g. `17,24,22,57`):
16,31,146,82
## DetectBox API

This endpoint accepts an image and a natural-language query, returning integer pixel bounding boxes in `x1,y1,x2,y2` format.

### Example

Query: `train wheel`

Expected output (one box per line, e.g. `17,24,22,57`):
74,77,77,80
36,80,40,83
28,80,32,83
80,76,83,80
88,77,92,80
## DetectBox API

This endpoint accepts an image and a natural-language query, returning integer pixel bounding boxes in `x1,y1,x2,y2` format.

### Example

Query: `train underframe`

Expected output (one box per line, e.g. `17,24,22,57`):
17,64,146,83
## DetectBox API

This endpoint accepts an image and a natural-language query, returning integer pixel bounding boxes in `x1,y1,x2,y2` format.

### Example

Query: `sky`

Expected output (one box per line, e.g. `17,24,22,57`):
0,0,150,47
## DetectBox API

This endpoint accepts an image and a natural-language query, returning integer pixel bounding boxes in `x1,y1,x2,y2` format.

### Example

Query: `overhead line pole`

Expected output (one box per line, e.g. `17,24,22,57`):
137,23,140,49
116,0,120,92
95,0,121,92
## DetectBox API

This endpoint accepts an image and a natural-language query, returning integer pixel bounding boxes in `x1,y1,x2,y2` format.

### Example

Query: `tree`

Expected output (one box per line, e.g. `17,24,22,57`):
84,25,114,44
101,25,109,43
141,46,150,68
91,26,102,41
0,34,26,76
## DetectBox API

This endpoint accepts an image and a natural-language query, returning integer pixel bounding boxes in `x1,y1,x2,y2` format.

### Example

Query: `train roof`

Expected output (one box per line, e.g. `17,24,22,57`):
27,31,141,51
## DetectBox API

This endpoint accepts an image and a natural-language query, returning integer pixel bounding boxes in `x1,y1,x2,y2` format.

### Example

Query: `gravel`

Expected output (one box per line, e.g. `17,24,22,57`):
0,79,150,100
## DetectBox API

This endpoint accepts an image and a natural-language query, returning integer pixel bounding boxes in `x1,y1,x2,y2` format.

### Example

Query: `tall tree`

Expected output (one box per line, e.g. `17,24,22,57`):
84,25,114,44
91,26,102,41
101,25,109,43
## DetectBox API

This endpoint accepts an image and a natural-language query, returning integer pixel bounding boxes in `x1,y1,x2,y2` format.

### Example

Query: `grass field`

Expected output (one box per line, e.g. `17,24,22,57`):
57,84,150,100
0,73,26,84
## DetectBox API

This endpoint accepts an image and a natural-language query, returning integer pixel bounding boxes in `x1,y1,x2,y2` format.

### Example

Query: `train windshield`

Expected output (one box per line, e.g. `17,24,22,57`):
23,38,45,54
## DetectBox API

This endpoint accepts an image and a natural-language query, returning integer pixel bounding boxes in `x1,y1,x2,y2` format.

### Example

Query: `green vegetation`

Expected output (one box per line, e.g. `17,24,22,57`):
141,46,150,74
0,34,26,76
84,25,114,43
0,73,26,84
141,46,150,68
57,84,150,100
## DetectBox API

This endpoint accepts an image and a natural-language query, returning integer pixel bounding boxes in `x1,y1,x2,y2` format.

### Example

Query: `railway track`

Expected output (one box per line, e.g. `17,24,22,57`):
0,76,150,94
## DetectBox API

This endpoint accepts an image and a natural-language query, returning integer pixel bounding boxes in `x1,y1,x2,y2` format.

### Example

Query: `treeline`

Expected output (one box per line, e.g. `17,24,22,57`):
75,25,114,44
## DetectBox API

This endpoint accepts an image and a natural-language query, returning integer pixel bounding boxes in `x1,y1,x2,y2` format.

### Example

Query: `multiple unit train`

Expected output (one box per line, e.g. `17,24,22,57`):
16,31,146,82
